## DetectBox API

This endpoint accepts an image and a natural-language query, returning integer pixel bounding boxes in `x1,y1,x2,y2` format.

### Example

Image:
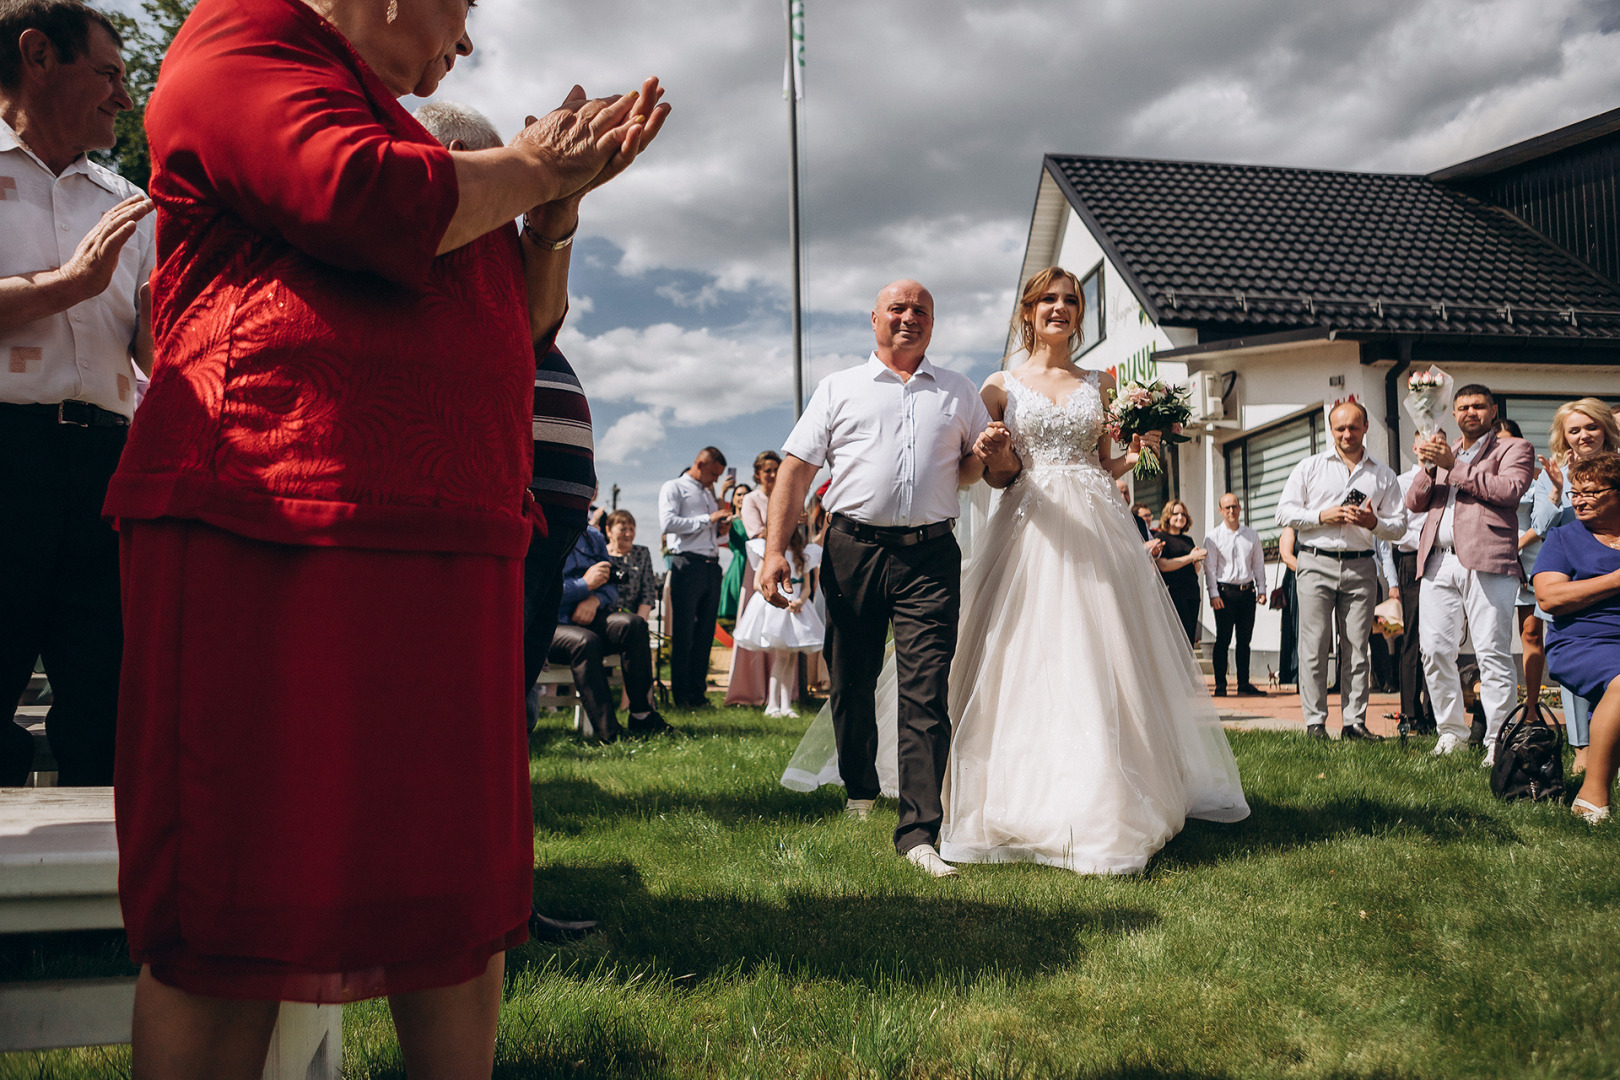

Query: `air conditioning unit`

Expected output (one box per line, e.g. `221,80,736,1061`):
1187,370,1225,422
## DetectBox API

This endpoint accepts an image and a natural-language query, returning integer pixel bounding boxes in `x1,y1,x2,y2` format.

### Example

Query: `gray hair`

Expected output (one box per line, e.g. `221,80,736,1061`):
413,101,502,151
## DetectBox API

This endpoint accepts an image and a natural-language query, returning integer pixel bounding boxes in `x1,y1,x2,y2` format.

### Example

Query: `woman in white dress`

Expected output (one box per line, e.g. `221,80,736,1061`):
783,266,1248,874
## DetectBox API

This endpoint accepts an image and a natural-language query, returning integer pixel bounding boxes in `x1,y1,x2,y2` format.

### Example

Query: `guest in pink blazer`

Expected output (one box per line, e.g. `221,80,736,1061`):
1406,384,1535,760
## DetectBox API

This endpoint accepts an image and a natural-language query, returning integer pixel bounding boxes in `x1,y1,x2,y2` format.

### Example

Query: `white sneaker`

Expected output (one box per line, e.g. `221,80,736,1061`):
1432,733,1464,756
1482,744,1496,768
844,798,874,820
904,843,959,878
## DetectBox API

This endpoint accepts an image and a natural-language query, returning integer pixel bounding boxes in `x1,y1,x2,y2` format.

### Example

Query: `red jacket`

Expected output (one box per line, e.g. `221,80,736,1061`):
105,0,544,557
1405,429,1535,579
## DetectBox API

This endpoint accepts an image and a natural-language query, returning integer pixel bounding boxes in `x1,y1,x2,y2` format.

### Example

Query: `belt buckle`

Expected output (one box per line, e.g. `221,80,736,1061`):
56,401,89,427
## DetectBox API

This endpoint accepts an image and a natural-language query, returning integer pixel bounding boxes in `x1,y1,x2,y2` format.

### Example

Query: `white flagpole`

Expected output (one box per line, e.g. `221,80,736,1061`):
784,0,805,417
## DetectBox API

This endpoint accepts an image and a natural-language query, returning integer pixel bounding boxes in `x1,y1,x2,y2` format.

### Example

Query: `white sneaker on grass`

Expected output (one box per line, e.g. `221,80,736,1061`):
844,798,874,820
1482,744,1496,768
904,843,958,878
1432,733,1464,756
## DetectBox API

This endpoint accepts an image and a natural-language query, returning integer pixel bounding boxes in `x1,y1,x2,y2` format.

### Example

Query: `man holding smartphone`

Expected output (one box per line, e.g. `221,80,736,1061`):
1276,401,1406,740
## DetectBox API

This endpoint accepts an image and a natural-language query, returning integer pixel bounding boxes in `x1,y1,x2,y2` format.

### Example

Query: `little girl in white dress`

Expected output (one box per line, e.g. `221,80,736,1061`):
734,530,825,717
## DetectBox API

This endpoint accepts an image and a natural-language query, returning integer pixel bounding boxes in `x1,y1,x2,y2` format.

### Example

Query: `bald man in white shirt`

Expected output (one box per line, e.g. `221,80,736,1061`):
760,280,1000,878
0,2,154,785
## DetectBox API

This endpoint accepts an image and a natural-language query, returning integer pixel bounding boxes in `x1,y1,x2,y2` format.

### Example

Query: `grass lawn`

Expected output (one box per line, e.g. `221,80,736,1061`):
5,704,1619,1079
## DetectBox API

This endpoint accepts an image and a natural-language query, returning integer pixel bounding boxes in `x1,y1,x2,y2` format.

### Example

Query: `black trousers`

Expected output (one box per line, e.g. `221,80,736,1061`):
522,525,583,733
1213,583,1257,689
666,554,721,707
1167,588,1201,646
0,412,125,786
1395,549,1435,729
822,528,960,855
550,610,656,740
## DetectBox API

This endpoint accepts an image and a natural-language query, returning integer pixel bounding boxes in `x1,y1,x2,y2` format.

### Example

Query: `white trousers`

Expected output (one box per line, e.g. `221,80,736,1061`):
1419,552,1520,742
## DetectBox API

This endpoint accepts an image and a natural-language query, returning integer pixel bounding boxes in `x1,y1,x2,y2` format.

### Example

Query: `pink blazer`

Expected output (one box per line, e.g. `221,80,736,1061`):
1405,429,1535,579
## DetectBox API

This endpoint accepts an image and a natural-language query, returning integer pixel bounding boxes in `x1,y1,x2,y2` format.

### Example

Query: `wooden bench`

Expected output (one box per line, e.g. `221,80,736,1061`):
0,788,340,1077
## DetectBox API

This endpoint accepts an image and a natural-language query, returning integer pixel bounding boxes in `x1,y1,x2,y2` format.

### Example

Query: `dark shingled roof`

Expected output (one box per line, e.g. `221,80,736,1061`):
1045,155,1620,341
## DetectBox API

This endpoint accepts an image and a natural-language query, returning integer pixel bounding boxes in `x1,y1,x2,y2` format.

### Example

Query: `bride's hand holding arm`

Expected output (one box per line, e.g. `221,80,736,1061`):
976,375,1022,489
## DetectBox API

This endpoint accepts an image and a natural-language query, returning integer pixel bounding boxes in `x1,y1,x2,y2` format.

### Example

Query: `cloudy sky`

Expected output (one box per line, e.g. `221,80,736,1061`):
123,0,1620,542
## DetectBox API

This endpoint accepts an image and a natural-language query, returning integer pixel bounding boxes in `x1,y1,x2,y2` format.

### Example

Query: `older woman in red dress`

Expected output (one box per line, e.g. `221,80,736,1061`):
102,0,668,1074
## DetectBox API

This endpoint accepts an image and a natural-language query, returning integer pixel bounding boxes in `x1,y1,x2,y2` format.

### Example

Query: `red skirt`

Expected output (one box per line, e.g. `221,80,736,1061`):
114,519,532,1003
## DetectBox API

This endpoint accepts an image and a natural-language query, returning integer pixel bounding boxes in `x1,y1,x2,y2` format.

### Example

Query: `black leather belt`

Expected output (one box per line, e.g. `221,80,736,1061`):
669,552,718,563
0,400,129,428
1218,582,1256,592
829,513,953,547
1303,546,1374,560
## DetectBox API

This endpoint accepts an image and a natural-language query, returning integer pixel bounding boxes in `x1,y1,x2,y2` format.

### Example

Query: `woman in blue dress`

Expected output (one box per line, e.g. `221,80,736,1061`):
1530,399,1620,772
1532,452,1620,823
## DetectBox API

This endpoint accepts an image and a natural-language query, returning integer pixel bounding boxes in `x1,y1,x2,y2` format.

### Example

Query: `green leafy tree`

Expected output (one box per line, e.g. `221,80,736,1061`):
91,0,194,190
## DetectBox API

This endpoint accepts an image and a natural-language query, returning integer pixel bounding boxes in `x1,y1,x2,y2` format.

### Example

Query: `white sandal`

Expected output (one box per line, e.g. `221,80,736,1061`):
1572,798,1611,825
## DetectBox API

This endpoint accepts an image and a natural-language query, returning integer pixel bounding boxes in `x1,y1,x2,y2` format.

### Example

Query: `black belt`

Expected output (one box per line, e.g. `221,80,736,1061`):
0,400,129,428
669,552,718,564
1218,582,1256,592
829,513,953,548
1303,546,1374,561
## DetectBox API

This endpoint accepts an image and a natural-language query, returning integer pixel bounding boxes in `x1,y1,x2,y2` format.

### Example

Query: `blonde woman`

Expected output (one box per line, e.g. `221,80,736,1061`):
1153,500,1207,647
1532,399,1620,770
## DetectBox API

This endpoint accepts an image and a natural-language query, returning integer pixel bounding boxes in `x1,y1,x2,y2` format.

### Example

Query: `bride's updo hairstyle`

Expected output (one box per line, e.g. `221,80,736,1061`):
1010,266,1085,358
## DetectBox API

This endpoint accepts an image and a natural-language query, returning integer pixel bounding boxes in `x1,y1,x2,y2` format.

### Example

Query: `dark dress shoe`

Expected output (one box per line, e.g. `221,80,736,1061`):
529,907,598,942
1213,687,1227,697
1305,724,1328,739
1236,684,1267,696
1340,723,1384,742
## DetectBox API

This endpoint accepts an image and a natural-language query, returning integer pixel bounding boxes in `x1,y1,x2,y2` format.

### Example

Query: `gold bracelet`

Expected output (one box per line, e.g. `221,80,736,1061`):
522,216,577,251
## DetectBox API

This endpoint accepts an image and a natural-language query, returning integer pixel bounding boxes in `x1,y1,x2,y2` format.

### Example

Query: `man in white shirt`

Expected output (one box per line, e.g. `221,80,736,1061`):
658,447,732,708
1275,401,1405,741
760,279,997,878
0,1,155,786
1205,492,1267,697
1378,463,1436,736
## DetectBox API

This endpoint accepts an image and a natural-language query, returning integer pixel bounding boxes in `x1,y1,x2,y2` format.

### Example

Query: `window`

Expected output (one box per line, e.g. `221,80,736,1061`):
1224,409,1324,546
1075,261,1105,359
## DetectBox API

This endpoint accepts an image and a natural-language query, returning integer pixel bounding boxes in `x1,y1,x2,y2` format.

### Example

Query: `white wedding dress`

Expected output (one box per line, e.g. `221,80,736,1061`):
782,369,1249,875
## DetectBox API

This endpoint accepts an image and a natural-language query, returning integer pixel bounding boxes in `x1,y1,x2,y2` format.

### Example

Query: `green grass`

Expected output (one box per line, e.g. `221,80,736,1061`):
6,706,1620,1079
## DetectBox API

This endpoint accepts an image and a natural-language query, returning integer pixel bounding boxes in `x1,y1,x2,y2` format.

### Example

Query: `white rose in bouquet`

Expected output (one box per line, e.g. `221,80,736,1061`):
1401,365,1454,440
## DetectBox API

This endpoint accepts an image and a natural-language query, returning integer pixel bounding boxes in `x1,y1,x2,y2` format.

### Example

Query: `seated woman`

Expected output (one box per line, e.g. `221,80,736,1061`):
552,526,668,742
603,509,657,620
1532,452,1620,823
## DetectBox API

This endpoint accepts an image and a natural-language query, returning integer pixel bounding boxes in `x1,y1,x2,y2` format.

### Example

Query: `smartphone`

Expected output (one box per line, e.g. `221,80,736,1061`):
724,467,737,484
1342,488,1368,507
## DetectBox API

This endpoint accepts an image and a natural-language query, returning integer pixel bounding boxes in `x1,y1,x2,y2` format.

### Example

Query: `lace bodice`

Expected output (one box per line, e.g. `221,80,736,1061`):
1003,370,1106,470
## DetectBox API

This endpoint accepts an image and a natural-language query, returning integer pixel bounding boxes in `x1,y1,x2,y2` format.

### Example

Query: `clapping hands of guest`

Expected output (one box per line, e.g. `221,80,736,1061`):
1415,431,1455,472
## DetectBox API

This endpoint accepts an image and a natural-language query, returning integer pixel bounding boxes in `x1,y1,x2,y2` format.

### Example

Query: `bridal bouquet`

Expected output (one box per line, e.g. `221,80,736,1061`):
1401,365,1454,440
1109,379,1192,478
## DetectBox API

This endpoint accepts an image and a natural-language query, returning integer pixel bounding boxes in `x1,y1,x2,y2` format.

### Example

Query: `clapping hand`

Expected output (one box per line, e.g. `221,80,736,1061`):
517,77,670,223
1540,454,1564,502
1415,431,1454,471
56,195,151,303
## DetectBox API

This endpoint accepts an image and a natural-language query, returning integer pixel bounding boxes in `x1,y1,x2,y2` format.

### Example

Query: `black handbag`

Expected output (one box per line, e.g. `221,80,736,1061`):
1489,701,1566,803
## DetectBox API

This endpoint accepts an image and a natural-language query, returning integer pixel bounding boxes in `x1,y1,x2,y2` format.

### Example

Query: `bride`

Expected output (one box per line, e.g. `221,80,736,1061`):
783,266,1248,874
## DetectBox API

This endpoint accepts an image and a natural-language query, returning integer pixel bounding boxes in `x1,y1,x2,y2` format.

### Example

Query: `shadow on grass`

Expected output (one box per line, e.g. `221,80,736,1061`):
531,775,840,832
522,861,1156,989
1152,792,1521,870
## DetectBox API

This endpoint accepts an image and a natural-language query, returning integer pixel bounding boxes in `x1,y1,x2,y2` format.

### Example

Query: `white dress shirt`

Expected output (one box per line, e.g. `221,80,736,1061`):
659,473,722,557
1275,447,1405,551
1433,442,1481,549
0,120,155,419
781,353,990,528
1203,522,1266,598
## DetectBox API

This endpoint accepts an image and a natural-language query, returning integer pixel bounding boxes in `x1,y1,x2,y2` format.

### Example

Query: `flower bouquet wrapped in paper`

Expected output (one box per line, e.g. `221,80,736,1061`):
1401,365,1454,440
1109,379,1192,478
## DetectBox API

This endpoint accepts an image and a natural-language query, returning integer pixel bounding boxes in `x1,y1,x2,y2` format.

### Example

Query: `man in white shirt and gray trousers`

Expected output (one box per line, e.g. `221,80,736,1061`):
1205,493,1267,696
0,1,154,786
658,447,733,708
1276,402,1405,741
760,280,999,878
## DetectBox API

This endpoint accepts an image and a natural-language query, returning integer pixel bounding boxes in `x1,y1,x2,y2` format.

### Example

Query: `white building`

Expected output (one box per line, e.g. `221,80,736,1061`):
1014,108,1620,668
